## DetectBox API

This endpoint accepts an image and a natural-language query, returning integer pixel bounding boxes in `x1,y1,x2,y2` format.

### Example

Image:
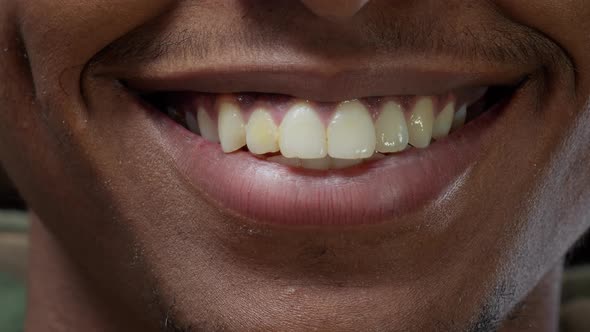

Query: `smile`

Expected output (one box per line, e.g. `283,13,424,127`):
142,87,499,170
129,75,520,227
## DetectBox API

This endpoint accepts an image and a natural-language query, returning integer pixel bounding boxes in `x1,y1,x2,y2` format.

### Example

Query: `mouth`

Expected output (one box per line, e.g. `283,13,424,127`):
126,76,521,226
140,86,512,170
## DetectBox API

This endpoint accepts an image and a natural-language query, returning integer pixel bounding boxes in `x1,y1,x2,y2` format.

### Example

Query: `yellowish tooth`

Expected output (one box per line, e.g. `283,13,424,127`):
246,108,279,155
279,102,328,159
375,101,409,153
301,157,332,170
432,101,455,139
451,104,467,131
328,100,376,159
267,155,302,168
218,101,246,153
331,158,363,169
407,97,435,148
197,107,219,142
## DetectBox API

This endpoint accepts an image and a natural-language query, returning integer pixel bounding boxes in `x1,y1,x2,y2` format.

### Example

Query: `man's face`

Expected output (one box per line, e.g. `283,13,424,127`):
1,1,590,330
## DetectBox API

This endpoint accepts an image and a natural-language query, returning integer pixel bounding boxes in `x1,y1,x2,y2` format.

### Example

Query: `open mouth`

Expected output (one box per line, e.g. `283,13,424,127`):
123,74,523,226
139,85,515,171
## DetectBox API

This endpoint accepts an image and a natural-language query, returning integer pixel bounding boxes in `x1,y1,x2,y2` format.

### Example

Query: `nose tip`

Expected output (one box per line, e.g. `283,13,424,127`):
301,0,371,20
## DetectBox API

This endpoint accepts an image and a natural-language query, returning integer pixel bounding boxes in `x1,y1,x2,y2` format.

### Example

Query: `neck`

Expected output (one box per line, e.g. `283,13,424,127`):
25,215,563,332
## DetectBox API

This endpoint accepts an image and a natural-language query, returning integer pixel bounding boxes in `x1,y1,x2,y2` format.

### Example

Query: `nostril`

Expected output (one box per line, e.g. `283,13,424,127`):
300,0,371,20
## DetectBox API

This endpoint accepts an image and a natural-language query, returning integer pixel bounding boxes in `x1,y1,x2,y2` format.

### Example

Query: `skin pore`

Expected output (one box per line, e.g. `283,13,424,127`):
1,0,590,331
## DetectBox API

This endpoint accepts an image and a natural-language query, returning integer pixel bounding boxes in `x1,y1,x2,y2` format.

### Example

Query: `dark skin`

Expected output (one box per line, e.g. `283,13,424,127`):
1,1,590,331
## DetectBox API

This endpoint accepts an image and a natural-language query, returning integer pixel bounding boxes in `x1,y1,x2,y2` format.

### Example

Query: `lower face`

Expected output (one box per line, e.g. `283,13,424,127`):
2,1,590,331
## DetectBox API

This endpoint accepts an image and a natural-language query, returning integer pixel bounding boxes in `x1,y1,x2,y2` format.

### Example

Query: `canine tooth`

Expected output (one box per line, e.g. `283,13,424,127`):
328,101,376,159
279,102,327,159
331,158,363,169
198,107,219,142
301,157,332,170
375,102,409,153
267,155,302,167
186,112,200,134
452,104,467,131
432,101,455,139
407,97,435,148
246,109,279,155
218,101,246,153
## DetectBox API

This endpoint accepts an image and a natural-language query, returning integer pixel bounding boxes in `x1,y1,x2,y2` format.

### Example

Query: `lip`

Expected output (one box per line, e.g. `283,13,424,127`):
112,51,531,227
142,86,514,226
123,65,523,102
120,58,528,102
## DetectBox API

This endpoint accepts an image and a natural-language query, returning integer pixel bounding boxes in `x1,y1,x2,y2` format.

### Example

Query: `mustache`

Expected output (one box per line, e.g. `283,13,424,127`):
90,0,570,71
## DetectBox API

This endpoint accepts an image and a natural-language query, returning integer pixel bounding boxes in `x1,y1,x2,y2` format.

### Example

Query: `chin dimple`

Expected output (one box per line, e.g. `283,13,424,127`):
163,89,487,170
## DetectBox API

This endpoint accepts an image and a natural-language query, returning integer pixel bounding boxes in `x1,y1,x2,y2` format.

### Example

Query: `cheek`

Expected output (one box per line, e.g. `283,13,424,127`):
494,0,590,93
19,0,174,104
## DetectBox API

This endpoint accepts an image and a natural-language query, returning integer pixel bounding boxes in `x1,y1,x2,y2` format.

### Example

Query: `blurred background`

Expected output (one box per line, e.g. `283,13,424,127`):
0,165,589,331
0,167,27,331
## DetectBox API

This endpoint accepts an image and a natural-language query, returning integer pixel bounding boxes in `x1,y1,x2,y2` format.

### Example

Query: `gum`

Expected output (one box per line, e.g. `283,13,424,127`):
165,87,487,127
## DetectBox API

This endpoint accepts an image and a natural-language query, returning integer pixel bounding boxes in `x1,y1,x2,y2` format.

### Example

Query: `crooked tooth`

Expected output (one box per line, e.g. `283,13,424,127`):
375,101,409,153
279,102,327,159
328,101,376,159
218,101,246,153
267,155,302,168
246,108,279,155
452,104,467,131
407,97,435,148
301,157,332,170
197,107,219,142
331,158,363,169
432,101,455,140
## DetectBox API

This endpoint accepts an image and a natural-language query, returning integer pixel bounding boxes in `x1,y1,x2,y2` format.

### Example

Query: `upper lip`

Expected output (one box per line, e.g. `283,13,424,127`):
108,55,529,102
89,4,555,102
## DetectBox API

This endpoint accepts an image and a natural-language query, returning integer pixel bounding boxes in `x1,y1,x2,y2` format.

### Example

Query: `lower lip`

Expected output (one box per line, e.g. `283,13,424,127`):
149,98,504,227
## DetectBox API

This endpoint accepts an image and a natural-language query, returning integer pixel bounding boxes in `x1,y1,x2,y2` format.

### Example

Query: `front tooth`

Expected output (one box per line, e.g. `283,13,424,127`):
432,101,455,139
279,102,328,159
451,104,467,131
407,97,435,148
331,158,363,169
218,101,246,153
301,157,332,170
197,107,219,142
246,108,279,155
328,101,376,159
375,101,409,153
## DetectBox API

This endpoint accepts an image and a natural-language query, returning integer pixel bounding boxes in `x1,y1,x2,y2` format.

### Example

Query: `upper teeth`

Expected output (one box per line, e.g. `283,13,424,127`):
328,100,376,159
182,93,477,170
279,102,328,159
246,108,280,155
